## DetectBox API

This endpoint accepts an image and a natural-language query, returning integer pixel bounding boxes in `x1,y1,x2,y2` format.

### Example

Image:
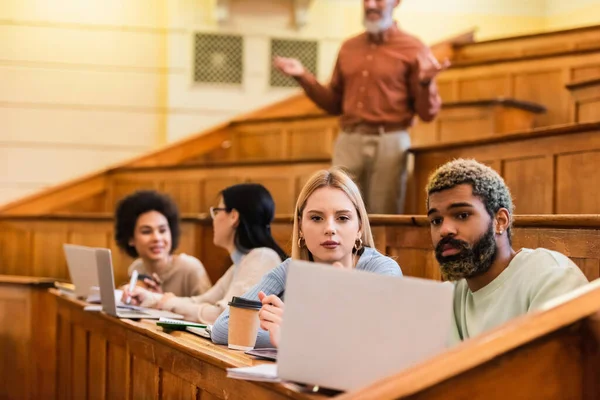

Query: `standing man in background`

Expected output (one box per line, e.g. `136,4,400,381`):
274,0,449,214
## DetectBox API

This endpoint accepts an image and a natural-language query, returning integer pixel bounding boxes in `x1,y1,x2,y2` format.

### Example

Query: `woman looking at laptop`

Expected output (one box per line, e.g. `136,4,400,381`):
115,190,212,297
123,183,287,325
211,168,403,348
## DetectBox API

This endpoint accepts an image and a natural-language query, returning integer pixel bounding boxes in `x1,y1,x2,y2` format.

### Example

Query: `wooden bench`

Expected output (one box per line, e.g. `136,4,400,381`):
411,98,546,146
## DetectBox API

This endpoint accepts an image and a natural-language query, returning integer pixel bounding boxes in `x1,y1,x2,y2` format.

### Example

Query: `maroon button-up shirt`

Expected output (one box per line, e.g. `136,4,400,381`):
297,24,442,129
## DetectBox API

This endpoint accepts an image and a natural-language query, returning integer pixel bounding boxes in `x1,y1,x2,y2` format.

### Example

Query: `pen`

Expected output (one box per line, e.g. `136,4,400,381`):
126,270,139,305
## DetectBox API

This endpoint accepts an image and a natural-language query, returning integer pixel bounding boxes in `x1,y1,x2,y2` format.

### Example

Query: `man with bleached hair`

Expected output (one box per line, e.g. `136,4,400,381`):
426,159,588,343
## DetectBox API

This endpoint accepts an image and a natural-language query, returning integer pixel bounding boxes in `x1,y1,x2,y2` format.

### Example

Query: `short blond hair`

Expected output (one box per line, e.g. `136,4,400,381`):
292,167,374,260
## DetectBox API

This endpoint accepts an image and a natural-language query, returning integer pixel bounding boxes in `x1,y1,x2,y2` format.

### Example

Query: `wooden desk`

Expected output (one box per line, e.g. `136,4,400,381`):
0,276,58,400
411,98,546,146
53,291,318,400
567,78,600,123
407,122,600,214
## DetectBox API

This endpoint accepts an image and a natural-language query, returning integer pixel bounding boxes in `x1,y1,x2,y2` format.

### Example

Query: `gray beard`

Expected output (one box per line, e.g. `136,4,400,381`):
363,14,394,34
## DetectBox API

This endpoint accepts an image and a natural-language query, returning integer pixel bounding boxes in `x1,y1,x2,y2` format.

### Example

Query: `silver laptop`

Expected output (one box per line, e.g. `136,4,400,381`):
277,261,454,392
95,247,183,320
63,244,99,299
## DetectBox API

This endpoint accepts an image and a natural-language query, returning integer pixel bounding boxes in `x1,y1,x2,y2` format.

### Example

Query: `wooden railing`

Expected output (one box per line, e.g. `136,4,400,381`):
567,78,600,123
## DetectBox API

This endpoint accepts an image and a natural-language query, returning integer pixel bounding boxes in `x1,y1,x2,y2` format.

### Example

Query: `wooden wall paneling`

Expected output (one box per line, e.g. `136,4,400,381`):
107,342,130,399
31,221,70,279
248,175,296,215
572,65,600,82
452,25,600,64
110,178,162,209
572,258,600,282
68,221,113,248
31,289,58,399
410,125,600,214
198,222,231,284
88,332,108,400
436,81,455,102
57,307,73,400
582,314,600,400
131,355,159,400
438,107,492,143
555,151,600,214
457,75,511,101
513,70,567,127
567,79,600,123
404,330,584,400
71,324,89,399
411,119,439,147
287,119,338,160
161,370,198,400
0,221,32,276
493,107,539,134
203,177,241,210
502,156,554,214
438,53,600,127
162,179,204,214
56,191,109,214
233,128,284,161
0,284,32,400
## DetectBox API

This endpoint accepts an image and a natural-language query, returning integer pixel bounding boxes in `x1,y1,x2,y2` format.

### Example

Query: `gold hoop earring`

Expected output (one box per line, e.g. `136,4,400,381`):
298,236,305,248
354,237,363,251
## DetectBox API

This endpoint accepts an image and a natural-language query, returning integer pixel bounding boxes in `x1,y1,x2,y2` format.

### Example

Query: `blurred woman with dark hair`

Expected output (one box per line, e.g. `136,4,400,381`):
115,190,211,297
125,183,286,324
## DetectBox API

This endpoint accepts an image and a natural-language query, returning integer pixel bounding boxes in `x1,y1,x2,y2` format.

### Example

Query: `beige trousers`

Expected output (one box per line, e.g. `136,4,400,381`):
332,129,411,215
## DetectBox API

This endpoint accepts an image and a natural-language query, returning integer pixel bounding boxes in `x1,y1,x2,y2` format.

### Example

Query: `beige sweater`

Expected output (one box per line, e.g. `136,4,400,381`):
159,247,282,324
128,253,212,297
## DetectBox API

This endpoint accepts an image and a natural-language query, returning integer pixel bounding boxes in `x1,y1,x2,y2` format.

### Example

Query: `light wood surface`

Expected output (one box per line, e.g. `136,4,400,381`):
53,291,318,400
407,122,600,215
411,98,546,146
0,278,57,400
339,279,600,399
2,214,599,285
566,78,600,123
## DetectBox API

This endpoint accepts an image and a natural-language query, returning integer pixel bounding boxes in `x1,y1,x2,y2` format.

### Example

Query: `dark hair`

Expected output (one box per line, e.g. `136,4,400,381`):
114,190,181,258
221,184,288,260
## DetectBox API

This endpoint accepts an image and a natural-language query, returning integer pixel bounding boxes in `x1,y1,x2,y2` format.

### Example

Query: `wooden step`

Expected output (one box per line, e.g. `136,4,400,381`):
411,98,546,146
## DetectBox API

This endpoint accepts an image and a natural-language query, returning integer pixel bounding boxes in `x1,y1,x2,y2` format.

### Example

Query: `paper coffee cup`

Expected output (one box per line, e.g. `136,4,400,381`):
228,297,262,351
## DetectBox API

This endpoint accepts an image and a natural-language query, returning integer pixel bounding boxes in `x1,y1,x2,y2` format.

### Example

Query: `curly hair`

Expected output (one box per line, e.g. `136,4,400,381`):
426,159,514,241
114,190,181,258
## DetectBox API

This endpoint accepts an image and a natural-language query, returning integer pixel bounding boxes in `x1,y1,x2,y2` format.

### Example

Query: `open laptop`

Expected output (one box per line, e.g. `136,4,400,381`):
63,244,100,299
95,247,183,320
277,260,454,392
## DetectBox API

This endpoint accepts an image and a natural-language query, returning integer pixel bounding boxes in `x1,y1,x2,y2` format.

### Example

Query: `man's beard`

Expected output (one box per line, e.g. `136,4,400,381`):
435,222,497,281
363,7,394,34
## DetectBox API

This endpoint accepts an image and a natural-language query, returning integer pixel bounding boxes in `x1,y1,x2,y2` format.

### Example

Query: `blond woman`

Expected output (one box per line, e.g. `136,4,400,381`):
211,167,402,348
